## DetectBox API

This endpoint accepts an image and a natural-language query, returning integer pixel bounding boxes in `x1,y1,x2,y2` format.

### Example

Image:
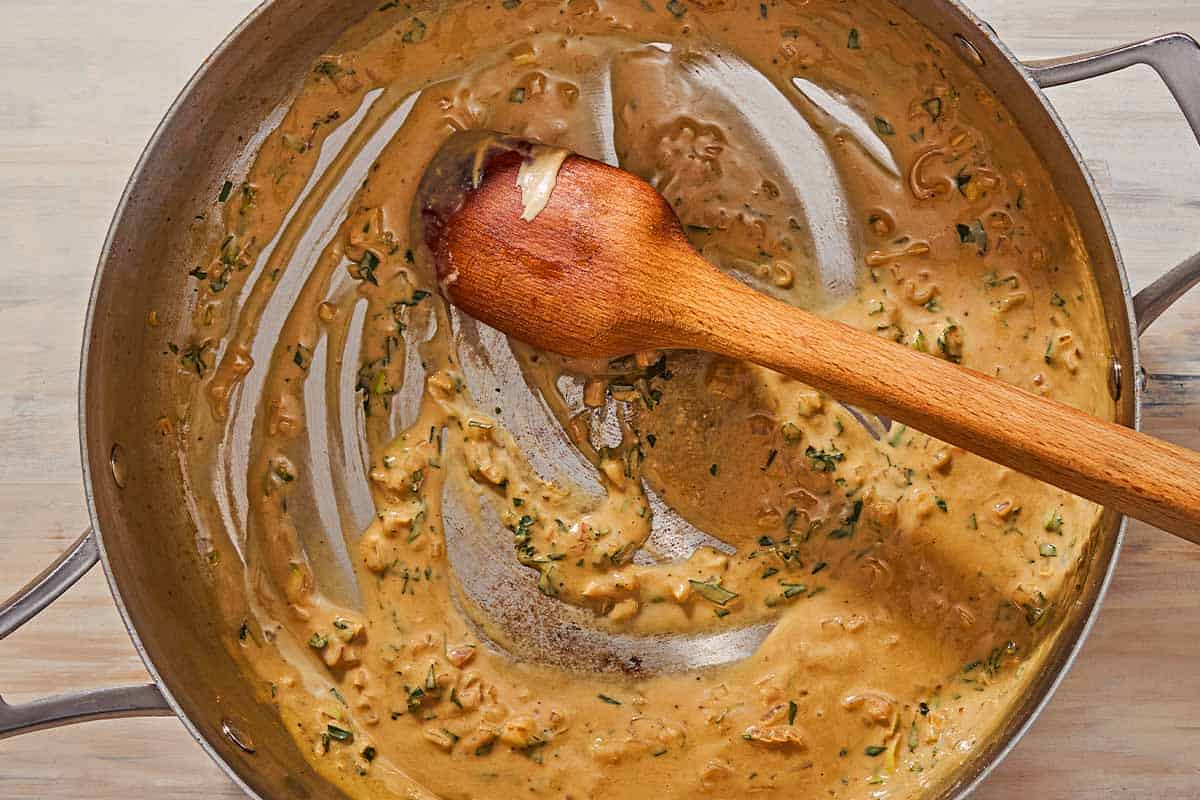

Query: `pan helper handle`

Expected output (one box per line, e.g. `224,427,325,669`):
1026,33,1200,334
0,529,170,737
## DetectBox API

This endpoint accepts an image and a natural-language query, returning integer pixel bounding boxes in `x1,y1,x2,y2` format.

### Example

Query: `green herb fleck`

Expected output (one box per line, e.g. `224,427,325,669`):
984,271,1020,290
356,251,380,285
1023,590,1050,627
805,445,844,472
274,461,295,483
937,323,963,363
597,694,622,705
689,579,738,606
847,28,861,48
208,267,232,293
401,17,427,43
327,724,353,742
315,60,347,79
986,641,1018,675
395,289,431,307
179,342,210,377
955,219,988,255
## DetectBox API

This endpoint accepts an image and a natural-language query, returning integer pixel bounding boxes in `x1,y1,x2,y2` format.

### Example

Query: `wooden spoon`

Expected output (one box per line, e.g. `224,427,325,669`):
415,131,1200,542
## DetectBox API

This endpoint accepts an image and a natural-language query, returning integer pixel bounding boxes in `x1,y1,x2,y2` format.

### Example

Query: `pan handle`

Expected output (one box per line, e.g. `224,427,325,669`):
0,529,171,738
1024,33,1200,334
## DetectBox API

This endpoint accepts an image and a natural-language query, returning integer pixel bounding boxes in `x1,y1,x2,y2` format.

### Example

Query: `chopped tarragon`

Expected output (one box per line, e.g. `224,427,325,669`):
689,579,738,606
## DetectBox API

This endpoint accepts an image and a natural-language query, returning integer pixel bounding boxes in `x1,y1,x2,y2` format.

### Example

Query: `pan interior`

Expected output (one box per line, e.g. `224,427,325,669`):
83,0,1134,798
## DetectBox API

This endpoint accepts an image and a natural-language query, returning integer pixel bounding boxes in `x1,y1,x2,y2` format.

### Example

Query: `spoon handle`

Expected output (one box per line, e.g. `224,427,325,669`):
667,269,1200,543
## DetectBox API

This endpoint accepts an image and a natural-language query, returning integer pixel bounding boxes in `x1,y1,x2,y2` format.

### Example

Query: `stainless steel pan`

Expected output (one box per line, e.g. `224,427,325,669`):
2,2,1198,797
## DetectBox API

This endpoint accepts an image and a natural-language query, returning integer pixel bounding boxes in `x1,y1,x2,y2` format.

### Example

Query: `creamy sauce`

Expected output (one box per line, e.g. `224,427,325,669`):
167,0,1114,797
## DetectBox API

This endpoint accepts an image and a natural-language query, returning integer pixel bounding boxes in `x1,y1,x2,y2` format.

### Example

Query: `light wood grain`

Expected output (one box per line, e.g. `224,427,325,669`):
0,1,1196,797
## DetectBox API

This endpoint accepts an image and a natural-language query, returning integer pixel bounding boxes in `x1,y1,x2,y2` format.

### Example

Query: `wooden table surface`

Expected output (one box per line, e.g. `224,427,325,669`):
1,1,1197,797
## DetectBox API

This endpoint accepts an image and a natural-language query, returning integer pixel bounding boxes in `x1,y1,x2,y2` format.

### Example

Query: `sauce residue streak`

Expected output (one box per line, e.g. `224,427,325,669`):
167,0,1114,797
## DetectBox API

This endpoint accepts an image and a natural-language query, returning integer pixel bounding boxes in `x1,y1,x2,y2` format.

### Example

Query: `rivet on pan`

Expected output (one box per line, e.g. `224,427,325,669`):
1108,358,1123,402
222,718,257,754
954,34,985,67
109,443,128,489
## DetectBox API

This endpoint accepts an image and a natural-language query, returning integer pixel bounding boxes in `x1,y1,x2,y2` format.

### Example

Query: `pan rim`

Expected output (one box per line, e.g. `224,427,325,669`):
893,2,1136,796
75,1,1137,797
